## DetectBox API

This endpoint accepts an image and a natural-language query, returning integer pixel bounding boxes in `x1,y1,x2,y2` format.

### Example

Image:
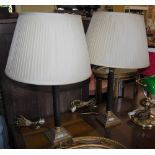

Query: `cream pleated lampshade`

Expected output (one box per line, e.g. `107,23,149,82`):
5,13,91,85
86,12,149,69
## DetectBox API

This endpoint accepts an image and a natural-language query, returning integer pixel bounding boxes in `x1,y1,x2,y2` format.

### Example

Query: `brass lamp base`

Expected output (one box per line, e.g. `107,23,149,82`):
54,127,72,145
129,109,155,129
96,111,121,128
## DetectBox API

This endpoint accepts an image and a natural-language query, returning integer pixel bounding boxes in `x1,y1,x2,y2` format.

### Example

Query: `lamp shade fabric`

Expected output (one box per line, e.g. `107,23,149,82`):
86,12,149,69
5,13,91,85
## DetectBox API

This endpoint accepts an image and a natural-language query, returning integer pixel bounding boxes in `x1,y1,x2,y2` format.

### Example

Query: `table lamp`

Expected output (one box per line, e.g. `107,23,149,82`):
86,12,149,128
129,76,155,129
5,13,91,144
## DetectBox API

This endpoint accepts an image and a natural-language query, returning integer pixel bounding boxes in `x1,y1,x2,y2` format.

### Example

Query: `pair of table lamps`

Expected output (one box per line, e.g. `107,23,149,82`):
5,12,149,145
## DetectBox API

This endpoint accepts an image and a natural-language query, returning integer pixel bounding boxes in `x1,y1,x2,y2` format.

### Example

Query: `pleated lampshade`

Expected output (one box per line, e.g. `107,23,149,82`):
5,13,91,85
86,12,149,69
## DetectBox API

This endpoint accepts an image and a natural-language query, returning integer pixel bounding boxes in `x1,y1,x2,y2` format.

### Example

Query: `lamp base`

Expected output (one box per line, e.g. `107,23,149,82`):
54,127,72,145
96,111,121,128
129,109,155,129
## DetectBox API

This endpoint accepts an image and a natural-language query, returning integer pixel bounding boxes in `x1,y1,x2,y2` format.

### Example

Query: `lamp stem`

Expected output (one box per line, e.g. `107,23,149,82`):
107,68,114,112
96,67,121,128
52,86,61,127
52,86,72,145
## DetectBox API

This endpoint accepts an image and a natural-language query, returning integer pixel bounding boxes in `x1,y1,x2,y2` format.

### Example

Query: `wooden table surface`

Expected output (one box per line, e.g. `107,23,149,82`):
83,103,155,149
17,84,155,149
19,103,155,149
18,113,100,149
83,83,155,149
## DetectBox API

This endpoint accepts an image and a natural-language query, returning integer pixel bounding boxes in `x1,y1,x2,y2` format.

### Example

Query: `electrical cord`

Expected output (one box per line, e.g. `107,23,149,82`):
70,98,97,113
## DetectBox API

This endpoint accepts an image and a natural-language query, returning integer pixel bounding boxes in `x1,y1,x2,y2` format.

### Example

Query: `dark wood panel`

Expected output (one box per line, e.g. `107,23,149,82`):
1,75,90,123
0,18,17,79
0,18,17,115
